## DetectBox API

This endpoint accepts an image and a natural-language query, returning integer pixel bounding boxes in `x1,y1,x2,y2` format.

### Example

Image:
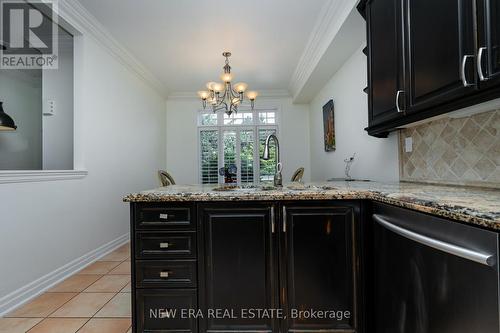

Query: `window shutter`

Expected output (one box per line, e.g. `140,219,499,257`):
200,130,219,184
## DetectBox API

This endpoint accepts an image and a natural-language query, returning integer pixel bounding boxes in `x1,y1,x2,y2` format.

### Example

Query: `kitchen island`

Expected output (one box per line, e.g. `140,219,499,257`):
124,181,500,333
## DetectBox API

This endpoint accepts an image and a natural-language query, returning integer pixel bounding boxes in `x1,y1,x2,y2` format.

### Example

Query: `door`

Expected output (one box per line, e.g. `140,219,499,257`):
372,203,500,333
405,0,477,112
477,0,500,87
199,204,278,333
366,0,405,126
281,204,358,333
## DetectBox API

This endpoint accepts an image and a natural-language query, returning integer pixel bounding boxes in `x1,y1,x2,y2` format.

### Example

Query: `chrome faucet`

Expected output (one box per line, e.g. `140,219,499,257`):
263,134,283,187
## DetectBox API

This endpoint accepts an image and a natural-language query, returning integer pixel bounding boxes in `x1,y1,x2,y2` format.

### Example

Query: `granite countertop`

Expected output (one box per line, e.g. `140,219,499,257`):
124,181,500,230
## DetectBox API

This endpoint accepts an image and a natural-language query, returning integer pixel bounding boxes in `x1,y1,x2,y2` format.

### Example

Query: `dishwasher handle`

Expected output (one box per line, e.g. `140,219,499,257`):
373,214,496,267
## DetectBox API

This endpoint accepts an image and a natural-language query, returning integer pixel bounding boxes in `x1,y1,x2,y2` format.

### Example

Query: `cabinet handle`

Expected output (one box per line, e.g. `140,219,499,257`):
478,47,489,81
461,55,475,87
282,206,287,233
395,90,405,113
159,213,169,220
159,242,170,249
160,271,171,278
271,207,275,234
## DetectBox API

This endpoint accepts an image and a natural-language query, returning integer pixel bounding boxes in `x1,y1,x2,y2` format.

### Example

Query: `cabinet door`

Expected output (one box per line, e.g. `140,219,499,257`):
199,205,278,333
478,0,500,86
405,0,476,112
281,204,358,332
366,0,405,126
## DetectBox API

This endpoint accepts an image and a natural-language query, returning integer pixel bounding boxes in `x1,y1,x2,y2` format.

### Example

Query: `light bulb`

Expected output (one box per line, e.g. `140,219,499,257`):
220,72,233,83
206,81,217,91
234,82,248,93
198,91,210,100
246,91,258,100
213,83,224,93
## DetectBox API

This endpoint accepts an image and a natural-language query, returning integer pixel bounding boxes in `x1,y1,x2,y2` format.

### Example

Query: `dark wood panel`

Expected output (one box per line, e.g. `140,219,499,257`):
136,260,197,288
198,204,278,333
478,0,500,87
366,0,405,126
136,203,195,230
281,203,359,333
406,0,477,112
135,231,197,260
136,289,198,333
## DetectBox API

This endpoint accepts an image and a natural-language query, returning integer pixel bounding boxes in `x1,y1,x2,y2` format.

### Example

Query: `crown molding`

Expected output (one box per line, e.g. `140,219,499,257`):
167,89,291,101
288,0,357,99
56,0,167,97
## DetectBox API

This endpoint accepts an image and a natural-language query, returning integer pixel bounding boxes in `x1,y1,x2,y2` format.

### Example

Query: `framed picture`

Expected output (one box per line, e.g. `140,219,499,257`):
323,99,336,152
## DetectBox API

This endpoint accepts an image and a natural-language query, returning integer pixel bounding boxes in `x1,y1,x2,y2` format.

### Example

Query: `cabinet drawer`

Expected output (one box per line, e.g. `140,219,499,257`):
136,289,197,333
136,205,194,230
136,232,197,259
136,260,197,288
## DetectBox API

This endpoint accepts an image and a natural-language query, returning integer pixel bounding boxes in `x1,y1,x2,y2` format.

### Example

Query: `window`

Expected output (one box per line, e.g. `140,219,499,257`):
198,108,278,184
0,25,74,171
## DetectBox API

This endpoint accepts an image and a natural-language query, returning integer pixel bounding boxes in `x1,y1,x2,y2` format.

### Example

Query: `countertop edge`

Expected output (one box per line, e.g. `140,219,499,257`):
123,188,500,230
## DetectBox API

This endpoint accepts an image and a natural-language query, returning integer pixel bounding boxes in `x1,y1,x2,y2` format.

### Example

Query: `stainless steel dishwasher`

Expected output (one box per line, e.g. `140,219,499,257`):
372,203,499,333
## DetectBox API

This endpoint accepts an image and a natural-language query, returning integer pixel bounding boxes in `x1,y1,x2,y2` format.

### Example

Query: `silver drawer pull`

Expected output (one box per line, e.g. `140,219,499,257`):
160,271,171,278
159,242,170,249
159,213,169,220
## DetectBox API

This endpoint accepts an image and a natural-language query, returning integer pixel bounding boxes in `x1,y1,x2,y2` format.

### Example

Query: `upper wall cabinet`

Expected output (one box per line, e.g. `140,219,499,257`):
477,0,500,87
365,0,405,127
359,0,500,137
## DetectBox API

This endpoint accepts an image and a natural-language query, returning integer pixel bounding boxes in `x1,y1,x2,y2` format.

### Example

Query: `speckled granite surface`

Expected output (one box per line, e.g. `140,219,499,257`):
124,181,500,230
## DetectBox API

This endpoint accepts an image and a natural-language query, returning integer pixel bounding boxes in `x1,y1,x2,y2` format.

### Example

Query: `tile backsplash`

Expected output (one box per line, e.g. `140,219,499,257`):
399,109,500,188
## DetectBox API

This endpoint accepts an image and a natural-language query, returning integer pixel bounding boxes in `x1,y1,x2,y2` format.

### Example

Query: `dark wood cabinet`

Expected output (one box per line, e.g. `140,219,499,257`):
405,0,477,112
198,204,278,333
131,201,362,333
359,0,500,137
366,0,405,126
478,0,500,87
281,204,359,332
131,203,198,333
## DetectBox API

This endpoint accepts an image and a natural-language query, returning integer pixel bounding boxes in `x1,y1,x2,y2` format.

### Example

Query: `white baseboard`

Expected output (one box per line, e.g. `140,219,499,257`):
0,233,129,316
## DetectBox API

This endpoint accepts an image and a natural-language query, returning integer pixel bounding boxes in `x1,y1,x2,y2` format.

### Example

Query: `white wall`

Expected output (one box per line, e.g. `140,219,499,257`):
42,27,74,170
166,97,311,184
0,34,166,303
308,46,399,182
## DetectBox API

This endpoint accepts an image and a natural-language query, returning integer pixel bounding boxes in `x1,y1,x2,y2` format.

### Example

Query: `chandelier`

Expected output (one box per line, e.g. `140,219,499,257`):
198,52,258,116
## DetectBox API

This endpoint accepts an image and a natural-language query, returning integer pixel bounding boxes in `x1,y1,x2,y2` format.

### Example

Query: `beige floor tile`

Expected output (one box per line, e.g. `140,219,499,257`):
108,262,131,275
50,293,115,318
6,293,77,318
99,244,130,262
78,261,121,275
0,318,42,333
84,275,130,293
98,250,129,262
94,293,131,318
77,318,131,333
27,318,88,333
120,282,131,293
49,275,102,293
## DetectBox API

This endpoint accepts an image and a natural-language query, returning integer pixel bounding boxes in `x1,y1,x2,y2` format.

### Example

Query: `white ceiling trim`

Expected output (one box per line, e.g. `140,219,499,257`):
288,0,358,99
57,0,167,97
168,89,291,101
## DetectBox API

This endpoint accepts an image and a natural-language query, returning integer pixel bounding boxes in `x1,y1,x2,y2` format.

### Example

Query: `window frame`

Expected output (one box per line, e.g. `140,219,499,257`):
197,105,280,184
0,11,86,183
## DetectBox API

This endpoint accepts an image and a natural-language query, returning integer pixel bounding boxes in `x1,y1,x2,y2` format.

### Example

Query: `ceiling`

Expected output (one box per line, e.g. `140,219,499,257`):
77,0,330,96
